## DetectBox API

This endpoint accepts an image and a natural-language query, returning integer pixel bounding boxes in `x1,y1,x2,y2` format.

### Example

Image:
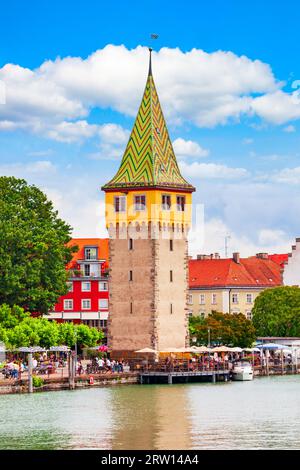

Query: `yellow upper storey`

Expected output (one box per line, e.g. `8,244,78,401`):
105,189,192,227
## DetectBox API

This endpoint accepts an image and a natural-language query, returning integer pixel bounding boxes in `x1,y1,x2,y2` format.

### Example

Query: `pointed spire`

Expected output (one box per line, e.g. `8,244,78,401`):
102,49,195,192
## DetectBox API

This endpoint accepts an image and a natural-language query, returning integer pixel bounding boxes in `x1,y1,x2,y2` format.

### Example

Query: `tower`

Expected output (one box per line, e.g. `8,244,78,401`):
102,49,195,358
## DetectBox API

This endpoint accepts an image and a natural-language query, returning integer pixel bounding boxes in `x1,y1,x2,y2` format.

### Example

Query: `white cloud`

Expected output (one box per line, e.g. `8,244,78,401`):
0,160,56,177
98,123,129,144
252,90,300,125
179,160,249,179
45,120,98,143
173,138,209,158
1,44,297,140
272,166,300,184
189,217,292,258
243,138,254,144
283,124,296,133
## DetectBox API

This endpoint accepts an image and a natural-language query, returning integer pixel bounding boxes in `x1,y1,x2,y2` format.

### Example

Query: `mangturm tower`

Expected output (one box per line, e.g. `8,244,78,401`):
102,49,195,358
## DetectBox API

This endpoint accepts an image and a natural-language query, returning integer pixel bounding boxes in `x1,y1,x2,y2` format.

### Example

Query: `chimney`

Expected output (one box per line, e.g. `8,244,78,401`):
233,252,240,264
210,253,214,259
214,253,220,259
256,253,268,259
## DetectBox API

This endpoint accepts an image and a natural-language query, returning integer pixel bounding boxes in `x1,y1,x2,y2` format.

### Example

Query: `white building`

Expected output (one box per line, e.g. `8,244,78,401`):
283,238,300,286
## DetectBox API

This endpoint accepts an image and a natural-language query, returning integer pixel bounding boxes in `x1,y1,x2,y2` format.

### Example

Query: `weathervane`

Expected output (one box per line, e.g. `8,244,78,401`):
148,33,159,75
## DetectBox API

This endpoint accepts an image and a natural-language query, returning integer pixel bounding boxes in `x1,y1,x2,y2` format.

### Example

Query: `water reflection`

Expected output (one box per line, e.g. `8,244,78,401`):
0,376,300,449
110,385,192,449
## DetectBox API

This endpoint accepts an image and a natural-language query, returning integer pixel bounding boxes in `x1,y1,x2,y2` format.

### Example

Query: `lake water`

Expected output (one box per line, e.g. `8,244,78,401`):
1,375,300,450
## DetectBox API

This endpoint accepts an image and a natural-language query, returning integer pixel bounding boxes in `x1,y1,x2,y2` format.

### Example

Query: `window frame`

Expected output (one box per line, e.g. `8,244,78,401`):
161,194,171,211
81,281,91,292
63,299,73,310
99,281,108,291
81,299,91,310
134,194,146,211
176,195,186,212
84,247,98,260
99,298,108,310
114,195,126,213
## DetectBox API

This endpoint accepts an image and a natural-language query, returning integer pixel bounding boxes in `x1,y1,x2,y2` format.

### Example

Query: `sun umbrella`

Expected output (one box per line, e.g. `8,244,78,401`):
159,348,183,353
195,346,211,353
211,346,232,353
229,347,243,352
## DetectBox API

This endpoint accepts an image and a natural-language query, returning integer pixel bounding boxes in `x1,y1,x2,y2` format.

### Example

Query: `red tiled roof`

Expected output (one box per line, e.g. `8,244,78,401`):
67,238,109,270
267,254,289,268
189,257,282,288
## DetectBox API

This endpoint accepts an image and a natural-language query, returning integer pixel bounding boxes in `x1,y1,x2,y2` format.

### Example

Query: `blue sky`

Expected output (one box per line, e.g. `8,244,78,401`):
0,0,300,256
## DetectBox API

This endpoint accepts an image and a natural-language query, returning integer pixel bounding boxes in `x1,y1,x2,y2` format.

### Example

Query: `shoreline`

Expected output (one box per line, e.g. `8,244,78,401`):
0,367,299,395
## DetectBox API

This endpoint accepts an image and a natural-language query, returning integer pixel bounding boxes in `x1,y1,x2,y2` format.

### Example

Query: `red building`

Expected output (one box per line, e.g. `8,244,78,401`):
48,238,109,339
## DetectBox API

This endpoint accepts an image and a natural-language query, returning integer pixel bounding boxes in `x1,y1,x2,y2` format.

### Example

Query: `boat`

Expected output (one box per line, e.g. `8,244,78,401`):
232,361,253,381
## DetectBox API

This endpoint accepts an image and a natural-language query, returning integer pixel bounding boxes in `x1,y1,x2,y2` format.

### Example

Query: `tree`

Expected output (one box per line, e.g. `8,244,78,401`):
0,177,77,314
0,304,104,349
252,286,300,337
189,311,256,348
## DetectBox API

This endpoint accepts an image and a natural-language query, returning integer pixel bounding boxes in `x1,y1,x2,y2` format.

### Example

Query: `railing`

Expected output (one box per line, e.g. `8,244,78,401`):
132,359,230,374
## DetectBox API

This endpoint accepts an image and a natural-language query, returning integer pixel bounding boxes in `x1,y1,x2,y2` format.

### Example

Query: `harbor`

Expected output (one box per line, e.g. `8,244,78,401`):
0,375,300,450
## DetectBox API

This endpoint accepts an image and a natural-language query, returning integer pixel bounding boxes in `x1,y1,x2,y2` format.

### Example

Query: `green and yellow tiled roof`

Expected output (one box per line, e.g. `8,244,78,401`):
102,51,195,192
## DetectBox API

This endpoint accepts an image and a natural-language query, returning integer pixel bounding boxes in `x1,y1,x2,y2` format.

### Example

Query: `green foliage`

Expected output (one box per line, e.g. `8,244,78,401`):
189,311,256,348
0,177,77,314
252,286,300,336
0,304,104,349
32,376,44,388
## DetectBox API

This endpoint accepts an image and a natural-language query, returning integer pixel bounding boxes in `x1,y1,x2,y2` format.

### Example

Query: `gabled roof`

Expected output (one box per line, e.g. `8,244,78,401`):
67,238,109,270
267,253,289,268
102,50,195,192
189,257,282,289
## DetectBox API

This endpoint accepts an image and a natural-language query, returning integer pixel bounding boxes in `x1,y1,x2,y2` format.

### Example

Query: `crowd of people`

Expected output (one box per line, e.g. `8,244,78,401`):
0,352,68,380
76,357,130,375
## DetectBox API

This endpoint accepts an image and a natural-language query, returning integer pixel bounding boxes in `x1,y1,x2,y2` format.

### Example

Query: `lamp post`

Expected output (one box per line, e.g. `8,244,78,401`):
207,328,211,348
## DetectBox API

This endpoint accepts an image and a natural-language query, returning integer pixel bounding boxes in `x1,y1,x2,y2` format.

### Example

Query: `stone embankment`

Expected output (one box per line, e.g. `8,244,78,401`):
0,372,139,395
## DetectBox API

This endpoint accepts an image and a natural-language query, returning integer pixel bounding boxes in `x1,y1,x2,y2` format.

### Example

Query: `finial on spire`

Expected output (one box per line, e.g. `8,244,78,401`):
148,33,158,76
148,47,153,76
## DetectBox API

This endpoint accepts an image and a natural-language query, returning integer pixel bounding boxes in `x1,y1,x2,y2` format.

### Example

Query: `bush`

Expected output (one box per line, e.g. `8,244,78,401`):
32,375,44,388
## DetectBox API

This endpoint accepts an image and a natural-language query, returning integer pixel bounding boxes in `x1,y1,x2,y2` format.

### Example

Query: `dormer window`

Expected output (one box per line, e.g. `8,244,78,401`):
85,247,97,260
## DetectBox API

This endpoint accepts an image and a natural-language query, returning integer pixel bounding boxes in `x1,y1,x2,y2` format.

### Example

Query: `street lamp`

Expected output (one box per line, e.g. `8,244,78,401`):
207,328,211,348
192,336,197,346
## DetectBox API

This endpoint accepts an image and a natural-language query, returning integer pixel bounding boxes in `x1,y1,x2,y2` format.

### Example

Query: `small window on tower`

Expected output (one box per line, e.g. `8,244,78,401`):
176,195,185,212
170,239,173,251
162,194,171,210
129,238,134,250
114,196,126,213
134,195,146,211
170,270,173,282
129,270,133,281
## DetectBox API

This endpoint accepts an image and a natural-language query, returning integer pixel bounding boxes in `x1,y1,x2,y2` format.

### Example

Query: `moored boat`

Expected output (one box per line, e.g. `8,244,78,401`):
232,361,253,381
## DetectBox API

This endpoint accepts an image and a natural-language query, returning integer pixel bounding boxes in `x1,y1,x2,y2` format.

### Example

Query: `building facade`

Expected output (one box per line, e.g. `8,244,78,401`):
49,238,109,339
283,237,300,286
102,49,195,357
188,252,283,320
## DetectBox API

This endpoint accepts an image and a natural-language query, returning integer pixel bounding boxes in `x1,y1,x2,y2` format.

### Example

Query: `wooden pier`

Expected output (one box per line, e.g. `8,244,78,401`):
139,369,230,384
